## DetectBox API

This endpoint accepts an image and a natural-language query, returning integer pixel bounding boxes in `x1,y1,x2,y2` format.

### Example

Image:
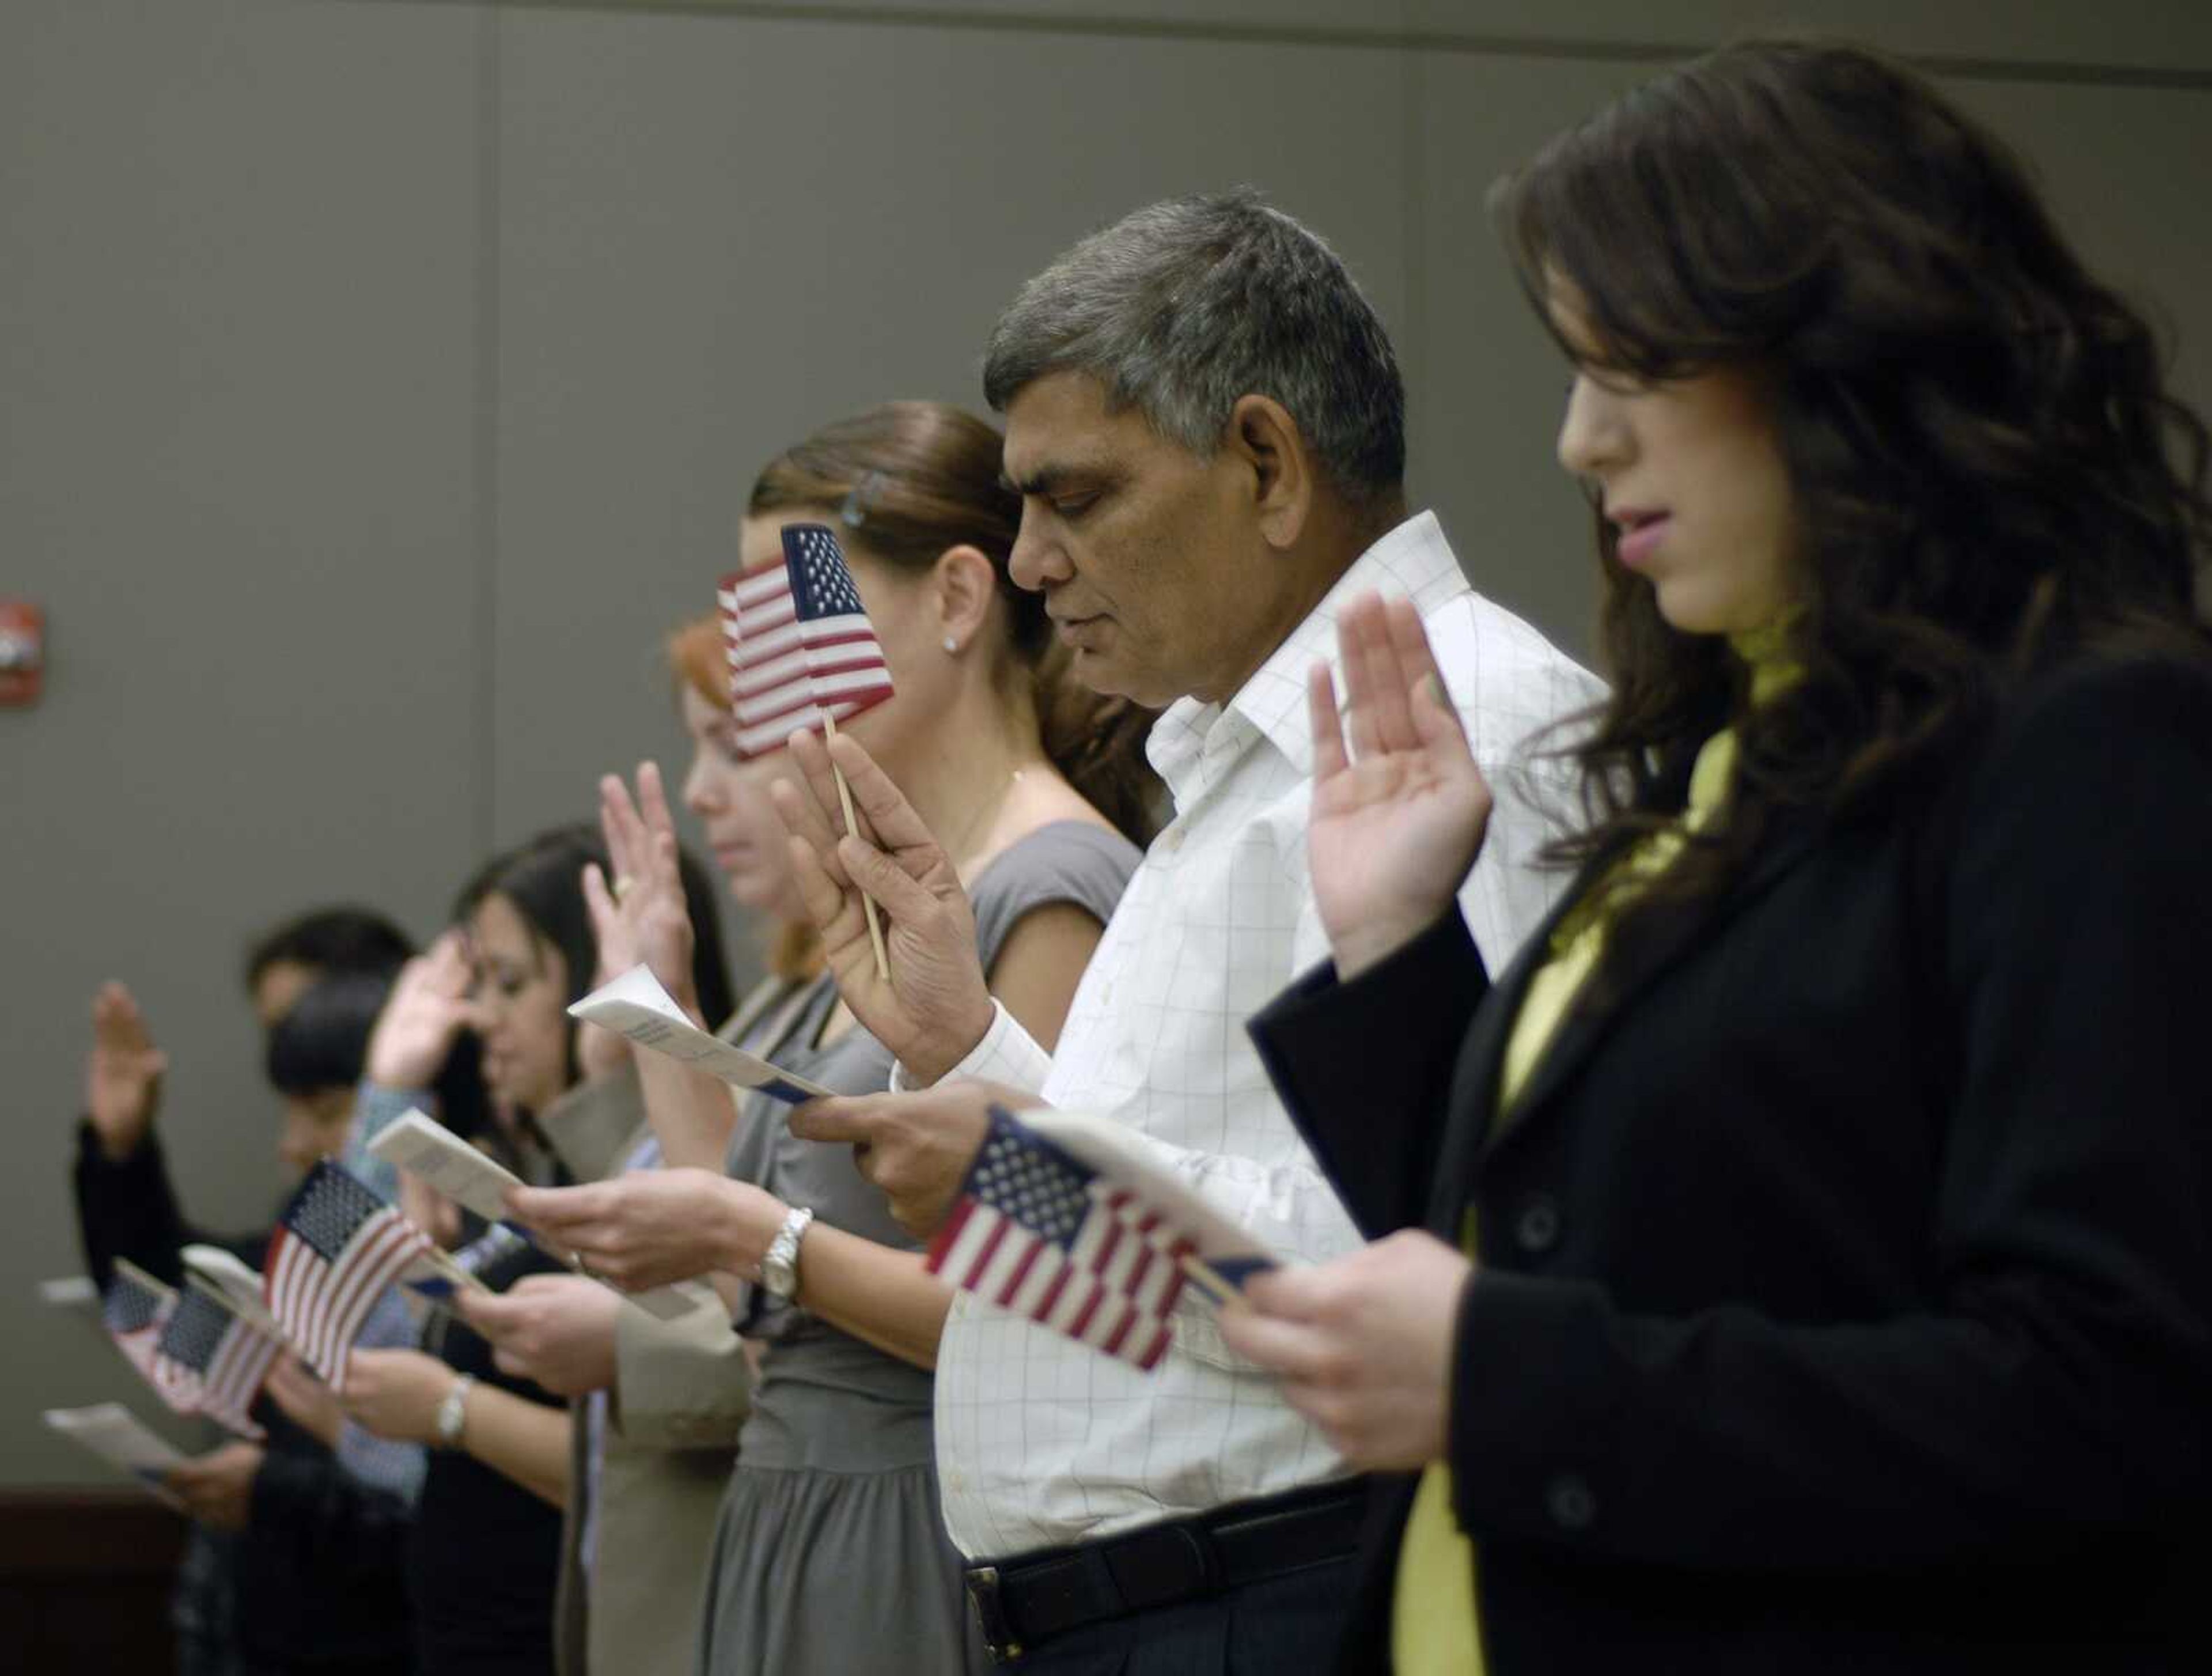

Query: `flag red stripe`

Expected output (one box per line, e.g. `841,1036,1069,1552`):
994,1236,1047,1309
957,1218,1013,1290
923,1198,977,1276
1030,1261,1073,1325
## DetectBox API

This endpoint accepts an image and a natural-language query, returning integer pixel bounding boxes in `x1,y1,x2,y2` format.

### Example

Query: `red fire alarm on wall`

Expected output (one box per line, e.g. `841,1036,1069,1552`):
0,600,45,706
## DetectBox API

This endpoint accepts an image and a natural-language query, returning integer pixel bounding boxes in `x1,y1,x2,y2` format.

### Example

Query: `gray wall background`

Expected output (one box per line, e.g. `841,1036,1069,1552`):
2,0,2206,1485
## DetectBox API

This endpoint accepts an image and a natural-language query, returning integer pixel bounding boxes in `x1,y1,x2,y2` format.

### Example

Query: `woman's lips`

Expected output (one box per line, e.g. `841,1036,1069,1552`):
1616,513,1672,568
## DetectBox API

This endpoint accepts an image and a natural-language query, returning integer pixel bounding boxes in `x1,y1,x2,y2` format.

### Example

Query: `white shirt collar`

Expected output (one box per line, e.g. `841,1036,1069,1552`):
1147,510,1468,801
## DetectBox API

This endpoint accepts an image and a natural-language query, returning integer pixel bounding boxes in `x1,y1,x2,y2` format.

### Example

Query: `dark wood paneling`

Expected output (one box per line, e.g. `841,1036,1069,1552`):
0,1489,181,1675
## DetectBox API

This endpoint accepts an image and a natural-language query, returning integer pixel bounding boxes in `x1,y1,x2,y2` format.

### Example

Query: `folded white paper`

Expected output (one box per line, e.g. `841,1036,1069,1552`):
369,1110,695,1322
569,964,832,1103
44,1403,187,1504
39,1275,99,1311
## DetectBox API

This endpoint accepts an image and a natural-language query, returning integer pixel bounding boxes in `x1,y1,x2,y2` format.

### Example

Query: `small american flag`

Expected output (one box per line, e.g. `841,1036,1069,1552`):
265,1160,441,1389
926,1107,1196,1371
103,1266,175,1383
152,1287,282,1440
719,522,895,760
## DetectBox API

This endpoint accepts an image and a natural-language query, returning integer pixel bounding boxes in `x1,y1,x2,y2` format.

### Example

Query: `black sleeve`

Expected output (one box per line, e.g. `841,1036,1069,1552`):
73,1125,271,1289
1247,907,1490,1238
1443,656,2212,1569
74,1126,217,1288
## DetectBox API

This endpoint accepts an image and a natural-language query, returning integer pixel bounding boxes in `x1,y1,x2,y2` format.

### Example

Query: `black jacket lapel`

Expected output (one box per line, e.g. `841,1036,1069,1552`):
1464,818,1827,1178
1421,879,1588,1231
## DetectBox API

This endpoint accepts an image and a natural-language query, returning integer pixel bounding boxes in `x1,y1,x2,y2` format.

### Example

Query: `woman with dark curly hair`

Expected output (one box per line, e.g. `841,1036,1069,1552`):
1221,37,2212,1675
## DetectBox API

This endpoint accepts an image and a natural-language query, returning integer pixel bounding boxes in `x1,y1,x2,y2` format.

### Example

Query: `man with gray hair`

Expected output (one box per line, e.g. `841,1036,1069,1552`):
785,189,1601,1669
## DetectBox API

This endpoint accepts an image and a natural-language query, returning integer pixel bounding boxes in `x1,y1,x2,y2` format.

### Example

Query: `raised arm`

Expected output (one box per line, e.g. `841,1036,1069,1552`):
581,763,747,1173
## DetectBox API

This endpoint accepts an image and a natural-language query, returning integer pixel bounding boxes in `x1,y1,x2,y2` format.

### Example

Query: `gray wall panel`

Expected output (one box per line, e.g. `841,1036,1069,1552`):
0,0,483,1484
410,0,2212,77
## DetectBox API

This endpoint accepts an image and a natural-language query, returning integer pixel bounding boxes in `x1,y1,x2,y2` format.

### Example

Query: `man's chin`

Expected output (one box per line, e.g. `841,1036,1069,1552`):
1069,648,1168,708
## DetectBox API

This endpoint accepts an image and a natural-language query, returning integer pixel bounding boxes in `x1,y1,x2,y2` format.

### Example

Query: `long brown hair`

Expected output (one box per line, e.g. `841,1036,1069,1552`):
749,401,1162,846
1494,38,2210,959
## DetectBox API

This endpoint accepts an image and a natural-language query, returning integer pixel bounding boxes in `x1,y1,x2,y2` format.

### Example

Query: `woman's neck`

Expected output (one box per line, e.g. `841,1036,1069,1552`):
891,669,1108,883
893,679,1040,876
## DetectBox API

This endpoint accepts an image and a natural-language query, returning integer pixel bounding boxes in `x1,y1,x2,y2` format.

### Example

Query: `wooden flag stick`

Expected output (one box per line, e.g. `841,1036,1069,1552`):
1177,1253,1239,1310
821,710,892,983
422,1243,490,1293
111,1257,179,1304
183,1272,286,1341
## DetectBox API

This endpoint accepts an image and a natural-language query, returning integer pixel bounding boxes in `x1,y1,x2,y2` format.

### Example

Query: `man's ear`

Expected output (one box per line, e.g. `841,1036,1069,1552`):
1224,394,1314,551
930,544,999,652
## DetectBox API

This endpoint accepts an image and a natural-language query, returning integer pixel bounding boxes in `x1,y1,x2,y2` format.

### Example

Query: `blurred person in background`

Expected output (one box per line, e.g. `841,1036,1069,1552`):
73,921,421,1676
342,824,733,1676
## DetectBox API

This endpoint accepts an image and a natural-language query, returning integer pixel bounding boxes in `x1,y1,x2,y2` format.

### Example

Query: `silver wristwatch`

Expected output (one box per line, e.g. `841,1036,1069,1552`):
435,1373,476,1448
759,1205,815,1303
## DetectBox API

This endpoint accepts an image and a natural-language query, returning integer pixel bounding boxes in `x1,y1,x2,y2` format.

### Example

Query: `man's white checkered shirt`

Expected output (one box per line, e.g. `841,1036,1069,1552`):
917,512,1605,1559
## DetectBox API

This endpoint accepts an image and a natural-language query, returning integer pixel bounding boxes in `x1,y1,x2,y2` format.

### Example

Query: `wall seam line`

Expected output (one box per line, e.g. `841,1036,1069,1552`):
355,0,2212,93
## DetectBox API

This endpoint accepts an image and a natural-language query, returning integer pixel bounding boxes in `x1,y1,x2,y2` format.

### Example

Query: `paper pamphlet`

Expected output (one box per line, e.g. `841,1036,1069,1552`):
44,1404,187,1505
40,1274,101,1322
368,1110,695,1322
569,964,832,1104
1017,1107,1287,1293
368,1111,528,1225
180,1246,285,1335
39,1275,99,1311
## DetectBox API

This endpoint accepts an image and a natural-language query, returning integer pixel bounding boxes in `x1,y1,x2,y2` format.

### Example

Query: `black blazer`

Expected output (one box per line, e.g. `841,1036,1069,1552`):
1249,652,2212,1674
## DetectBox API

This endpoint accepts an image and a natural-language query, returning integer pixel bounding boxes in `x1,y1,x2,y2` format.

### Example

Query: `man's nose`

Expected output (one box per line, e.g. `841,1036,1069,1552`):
1007,508,1070,593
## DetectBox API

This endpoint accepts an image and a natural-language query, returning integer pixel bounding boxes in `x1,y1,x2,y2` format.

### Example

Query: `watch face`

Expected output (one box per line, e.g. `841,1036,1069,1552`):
762,1257,795,1300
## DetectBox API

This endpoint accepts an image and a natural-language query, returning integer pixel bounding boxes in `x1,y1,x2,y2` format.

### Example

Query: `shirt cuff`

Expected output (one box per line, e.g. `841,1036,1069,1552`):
888,1002,1054,1096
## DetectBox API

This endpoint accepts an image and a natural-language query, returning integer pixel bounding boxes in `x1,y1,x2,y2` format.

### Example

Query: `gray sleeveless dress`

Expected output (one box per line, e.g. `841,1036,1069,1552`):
697,821,1141,1676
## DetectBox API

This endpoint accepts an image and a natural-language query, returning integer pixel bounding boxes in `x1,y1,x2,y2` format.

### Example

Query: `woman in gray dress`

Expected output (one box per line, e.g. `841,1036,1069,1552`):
511,402,1157,1675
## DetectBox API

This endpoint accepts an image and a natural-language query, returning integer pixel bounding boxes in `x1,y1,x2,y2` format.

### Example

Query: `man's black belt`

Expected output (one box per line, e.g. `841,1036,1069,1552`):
963,1481,1366,1662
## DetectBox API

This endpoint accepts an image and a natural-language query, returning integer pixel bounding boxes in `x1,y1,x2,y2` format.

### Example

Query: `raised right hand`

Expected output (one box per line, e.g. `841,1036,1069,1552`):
365,930,476,1090
84,982,168,1160
1308,595,1492,978
769,729,995,1085
582,762,699,1020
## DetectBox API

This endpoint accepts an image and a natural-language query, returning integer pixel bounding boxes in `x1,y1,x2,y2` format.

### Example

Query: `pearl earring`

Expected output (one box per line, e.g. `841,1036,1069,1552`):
942,637,959,654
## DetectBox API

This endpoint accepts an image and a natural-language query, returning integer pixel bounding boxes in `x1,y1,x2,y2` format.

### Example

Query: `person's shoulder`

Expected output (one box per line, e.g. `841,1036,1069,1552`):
1001,815,1141,868
977,818,1143,910
1422,588,1603,696
1989,637,2212,762
1417,589,1606,761
1936,635,2212,842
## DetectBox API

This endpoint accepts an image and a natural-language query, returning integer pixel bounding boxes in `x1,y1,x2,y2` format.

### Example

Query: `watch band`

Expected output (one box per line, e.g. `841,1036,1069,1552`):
435,1372,476,1448
762,1205,816,1302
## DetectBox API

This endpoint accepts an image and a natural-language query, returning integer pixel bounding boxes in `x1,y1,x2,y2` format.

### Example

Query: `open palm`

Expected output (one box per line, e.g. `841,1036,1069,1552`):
1308,595,1492,978
85,981,168,1157
585,762,699,1011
